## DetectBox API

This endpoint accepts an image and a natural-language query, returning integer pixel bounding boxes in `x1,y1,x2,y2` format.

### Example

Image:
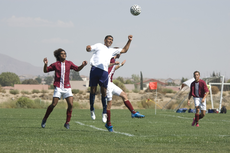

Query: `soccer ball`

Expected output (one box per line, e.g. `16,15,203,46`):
130,4,141,16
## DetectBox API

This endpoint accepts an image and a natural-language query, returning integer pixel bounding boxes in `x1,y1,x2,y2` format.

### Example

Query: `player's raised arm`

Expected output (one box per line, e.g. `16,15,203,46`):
120,35,132,54
86,45,91,52
43,58,48,73
109,61,119,67
115,60,126,70
77,61,88,71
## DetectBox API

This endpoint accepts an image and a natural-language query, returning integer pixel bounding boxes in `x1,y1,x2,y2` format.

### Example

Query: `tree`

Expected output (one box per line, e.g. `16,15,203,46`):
22,79,39,84
132,74,140,83
132,74,140,89
35,77,42,84
181,77,188,84
44,76,53,85
0,72,20,86
116,76,125,83
227,79,230,83
125,79,133,84
70,70,83,81
140,71,143,90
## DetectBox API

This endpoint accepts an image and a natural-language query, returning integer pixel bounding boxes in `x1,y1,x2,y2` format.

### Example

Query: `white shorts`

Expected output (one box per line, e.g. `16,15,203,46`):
53,87,73,99
106,82,123,101
193,97,206,110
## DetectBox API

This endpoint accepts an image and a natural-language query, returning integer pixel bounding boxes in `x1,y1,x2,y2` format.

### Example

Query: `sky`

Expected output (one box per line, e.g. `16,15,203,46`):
0,0,229,79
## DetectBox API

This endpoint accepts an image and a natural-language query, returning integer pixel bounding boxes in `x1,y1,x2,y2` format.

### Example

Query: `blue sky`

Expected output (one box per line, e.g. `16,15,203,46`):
0,0,229,79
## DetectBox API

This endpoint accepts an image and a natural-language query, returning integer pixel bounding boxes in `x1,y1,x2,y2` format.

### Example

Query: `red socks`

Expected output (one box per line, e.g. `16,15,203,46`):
124,100,136,114
195,114,199,122
66,109,72,124
43,105,54,120
107,110,111,126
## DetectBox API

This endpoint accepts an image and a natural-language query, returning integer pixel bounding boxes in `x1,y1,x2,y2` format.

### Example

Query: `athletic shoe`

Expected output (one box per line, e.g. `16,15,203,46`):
41,119,46,128
102,113,107,123
191,118,196,126
196,123,199,127
91,111,96,120
64,123,70,129
105,124,114,132
131,112,145,118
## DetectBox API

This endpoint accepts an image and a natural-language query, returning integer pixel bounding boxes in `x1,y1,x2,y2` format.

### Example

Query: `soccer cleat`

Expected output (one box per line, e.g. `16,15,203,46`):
102,113,107,123
105,124,114,132
64,123,70,129
91,111,96,120
196,123,199,127
131,112,145,118
191,118,196,126
41,119,46,128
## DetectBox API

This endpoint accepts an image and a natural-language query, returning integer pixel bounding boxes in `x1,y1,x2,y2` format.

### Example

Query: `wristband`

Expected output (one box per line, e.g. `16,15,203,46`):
119,63,123,67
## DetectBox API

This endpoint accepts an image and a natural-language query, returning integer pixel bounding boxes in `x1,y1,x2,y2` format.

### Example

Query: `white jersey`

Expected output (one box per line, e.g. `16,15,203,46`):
89,43,122,72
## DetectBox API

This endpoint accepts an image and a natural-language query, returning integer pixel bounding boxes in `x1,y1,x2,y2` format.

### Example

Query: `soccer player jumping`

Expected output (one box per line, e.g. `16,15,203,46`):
41,48,87,129
105,54,145,132
86,35,132,123
187,71,209,127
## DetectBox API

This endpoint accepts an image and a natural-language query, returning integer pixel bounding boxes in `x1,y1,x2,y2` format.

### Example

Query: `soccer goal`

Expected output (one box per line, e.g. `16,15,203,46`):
208,76,230,111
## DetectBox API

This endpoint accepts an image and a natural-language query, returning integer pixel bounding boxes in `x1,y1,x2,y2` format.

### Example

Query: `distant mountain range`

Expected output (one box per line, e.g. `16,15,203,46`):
0,53,43,76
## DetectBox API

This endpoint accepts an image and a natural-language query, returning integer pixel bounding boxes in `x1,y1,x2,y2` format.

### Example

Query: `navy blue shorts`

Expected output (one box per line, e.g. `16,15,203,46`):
89,66,108,88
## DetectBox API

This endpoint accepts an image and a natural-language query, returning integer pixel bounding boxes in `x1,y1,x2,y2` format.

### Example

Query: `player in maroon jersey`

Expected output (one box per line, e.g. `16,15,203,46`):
187,71,209,127
41,48,87,129
105,54,145,132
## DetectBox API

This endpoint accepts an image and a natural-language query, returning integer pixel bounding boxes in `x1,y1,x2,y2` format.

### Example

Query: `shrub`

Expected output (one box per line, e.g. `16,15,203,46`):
0,85,6,93
79,90,84,94
16,97,35,108
113,80,127,92
41,90,48,94
72,89,80,94
140,99,155,109
49,85,55,89
161,88,174,94
21,90,31,95
87,85,100,94
211,86,219,94
32,89,40,94
10,89,19,95
132,88,139,93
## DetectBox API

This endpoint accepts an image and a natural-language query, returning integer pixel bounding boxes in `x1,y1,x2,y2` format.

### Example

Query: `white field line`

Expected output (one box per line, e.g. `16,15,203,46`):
160,114,191,119
160,114,230,122
75,121,134,137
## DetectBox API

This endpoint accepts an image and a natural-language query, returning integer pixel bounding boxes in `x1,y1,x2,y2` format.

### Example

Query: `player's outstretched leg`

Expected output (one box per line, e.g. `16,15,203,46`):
41,98,58,128
120,92,145,118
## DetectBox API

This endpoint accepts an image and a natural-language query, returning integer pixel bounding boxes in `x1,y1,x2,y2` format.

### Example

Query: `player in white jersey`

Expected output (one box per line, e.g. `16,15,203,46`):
86,35,132,123
105,54,145,132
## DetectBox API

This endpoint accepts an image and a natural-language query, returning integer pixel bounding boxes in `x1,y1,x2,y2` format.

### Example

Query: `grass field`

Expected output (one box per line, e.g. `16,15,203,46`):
0,108,230,153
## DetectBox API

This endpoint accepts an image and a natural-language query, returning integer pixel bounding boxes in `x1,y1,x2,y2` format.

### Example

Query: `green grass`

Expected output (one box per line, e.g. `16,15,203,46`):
0,109,230,153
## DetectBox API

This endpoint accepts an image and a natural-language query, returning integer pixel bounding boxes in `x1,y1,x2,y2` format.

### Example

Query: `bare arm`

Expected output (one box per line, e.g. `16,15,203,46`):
120,35,132,54
109,61,119,67
77,61,88,71
115,60,126,70
43,58,48,73
86,45,91,52
202,91,209,102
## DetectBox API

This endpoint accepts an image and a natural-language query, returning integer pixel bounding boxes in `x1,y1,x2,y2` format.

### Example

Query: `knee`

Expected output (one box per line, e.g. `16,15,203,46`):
120,92,128,101
50,104,56,108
